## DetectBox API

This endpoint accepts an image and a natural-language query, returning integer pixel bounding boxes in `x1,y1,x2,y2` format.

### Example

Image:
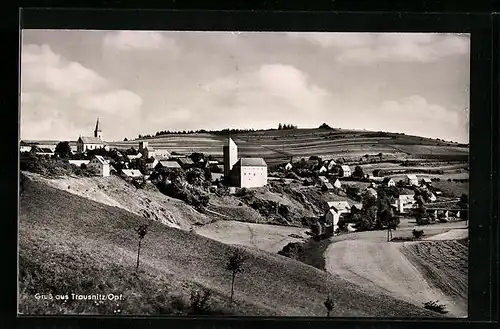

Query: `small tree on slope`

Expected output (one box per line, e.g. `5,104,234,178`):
226,248,248,304
324,294,334,317
135,224,149,271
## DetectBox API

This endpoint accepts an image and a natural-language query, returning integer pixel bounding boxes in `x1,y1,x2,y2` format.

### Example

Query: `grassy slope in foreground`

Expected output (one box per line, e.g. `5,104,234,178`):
18,177,437,317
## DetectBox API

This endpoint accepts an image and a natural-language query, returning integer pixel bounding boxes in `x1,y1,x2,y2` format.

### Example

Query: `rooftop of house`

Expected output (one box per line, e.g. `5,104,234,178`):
235,157,267,167
122,169,143,177
94,155,110,164
340,165,350,171
158,160,182,169
78,136,103,144
382,177,394,183
406,174,418,180
178,158,194,165
326,201,350,212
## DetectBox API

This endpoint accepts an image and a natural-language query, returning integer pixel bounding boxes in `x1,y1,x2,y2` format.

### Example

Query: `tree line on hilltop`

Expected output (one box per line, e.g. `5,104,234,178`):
127,123,334,141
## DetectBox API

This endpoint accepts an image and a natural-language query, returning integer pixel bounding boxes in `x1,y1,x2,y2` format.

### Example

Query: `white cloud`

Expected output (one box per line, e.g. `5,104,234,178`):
21,44,109,95
376,95,465,142
20,44,143,141
191,64,335,129
78,90,142,116
102,31,180,53
288,32,470,65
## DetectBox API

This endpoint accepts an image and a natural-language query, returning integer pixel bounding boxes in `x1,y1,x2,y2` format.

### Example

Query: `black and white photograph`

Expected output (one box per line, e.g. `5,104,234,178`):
18,30,470,317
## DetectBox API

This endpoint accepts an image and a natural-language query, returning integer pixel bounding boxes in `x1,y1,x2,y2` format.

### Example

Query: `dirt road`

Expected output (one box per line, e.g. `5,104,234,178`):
324,228,468,318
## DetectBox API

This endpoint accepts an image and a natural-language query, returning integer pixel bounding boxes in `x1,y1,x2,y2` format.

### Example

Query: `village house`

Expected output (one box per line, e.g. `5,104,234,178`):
339,165,352,177
20,141,34,153
138,141,156,159
429,192,437,202
318,176,329,184
146,159,159,173
322,182,334,191
155,160,182,171
324,159,337,171
224,137,268,188
318,165,328,173
333,178,342,189
30,147,54,157
127,154,143,161
382,177,396,187
121,169,143,181
284,162,293,171
77,118,105,153
396,191,416,213
351,203,363,214
211,173,224,183
177,157,195,169
406,174,419,186
154,149,171,160
88,155,110,177
325,201,351,232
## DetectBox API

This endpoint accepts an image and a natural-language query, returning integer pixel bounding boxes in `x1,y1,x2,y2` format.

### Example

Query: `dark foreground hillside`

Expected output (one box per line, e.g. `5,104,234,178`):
18,176,438,317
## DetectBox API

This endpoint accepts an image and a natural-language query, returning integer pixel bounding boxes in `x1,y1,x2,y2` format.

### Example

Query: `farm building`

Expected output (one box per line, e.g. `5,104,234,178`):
155,160,182,171
138,141,156,159
339,165,351,177
223,137,268,188
406,174,419,186
122,169,143,180
68,160,90,167
396,192,416,213
77,118,105,153
382,177,396,187
333,179,342,189
284,162,293,171
88,155,110,177
421,177,433,186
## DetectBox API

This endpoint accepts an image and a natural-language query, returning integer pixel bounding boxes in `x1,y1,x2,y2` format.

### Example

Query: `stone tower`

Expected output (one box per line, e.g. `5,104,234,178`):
94,117,102,140
223,137,238,178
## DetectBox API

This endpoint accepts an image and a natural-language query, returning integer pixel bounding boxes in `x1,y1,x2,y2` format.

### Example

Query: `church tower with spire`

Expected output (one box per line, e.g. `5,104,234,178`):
94,117,102,140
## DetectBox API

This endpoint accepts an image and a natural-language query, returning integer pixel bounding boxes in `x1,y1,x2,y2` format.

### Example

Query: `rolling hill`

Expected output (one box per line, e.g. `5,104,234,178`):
24,128,469,166
18,175,438,317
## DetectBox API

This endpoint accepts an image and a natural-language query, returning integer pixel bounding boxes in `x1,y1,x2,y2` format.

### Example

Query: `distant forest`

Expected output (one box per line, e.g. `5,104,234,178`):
130,123,335,141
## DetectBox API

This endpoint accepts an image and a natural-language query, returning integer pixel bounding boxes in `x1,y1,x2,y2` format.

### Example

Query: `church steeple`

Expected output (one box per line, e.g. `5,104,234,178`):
94,117,102,140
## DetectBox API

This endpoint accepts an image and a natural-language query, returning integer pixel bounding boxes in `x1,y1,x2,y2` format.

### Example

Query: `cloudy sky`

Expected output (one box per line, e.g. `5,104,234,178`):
20,30,470,143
